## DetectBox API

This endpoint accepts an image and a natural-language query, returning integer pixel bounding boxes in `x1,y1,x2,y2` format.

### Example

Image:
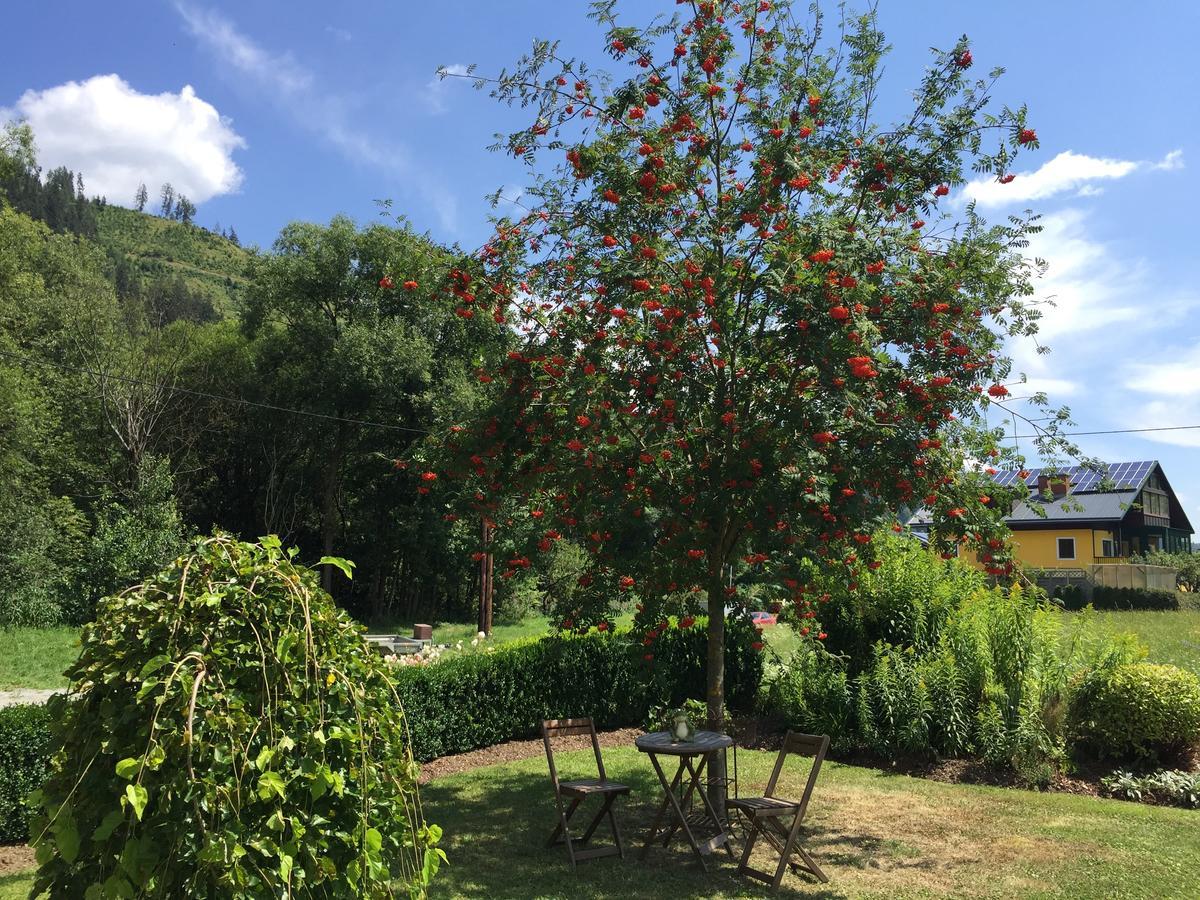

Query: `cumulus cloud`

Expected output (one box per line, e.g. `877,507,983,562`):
963,149,1182,207
0,74,244,205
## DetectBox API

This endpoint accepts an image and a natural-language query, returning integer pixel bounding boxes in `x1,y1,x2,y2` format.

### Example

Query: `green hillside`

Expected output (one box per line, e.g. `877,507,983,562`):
95,204,253,315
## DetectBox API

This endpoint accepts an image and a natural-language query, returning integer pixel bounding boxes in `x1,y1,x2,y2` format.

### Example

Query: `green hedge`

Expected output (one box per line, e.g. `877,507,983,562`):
394,618,762,762
1070,663,1200,762
0,703,51,843
1089,586,1179,611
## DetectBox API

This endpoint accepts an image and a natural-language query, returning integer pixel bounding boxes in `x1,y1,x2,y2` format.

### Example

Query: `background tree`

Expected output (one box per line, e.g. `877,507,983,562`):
175,194,196,225
133,182,148,212
158,182,174,218
431,0,1074,749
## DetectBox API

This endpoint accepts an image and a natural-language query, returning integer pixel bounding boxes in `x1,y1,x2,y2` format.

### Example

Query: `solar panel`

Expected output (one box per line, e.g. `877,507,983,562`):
988,461,1155,494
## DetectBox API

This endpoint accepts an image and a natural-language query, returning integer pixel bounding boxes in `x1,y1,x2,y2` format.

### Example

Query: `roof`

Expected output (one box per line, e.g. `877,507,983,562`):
907,460,1194,532
990,461,1157,494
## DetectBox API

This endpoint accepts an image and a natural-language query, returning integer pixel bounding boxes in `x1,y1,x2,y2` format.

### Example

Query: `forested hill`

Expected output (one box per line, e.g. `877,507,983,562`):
95,204,251,318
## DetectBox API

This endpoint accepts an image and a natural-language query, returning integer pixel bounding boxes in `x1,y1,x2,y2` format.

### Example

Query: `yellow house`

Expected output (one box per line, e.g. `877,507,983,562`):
908,460,1194,569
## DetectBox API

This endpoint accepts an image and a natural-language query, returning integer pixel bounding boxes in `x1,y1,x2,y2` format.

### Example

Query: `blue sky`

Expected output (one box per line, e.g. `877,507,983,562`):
3,1,1200,528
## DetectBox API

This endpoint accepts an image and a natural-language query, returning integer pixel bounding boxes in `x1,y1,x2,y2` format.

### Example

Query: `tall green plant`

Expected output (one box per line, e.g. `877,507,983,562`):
31,534,442,899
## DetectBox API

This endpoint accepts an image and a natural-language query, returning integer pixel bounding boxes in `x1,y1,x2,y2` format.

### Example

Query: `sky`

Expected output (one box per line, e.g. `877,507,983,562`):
3,1,1200,528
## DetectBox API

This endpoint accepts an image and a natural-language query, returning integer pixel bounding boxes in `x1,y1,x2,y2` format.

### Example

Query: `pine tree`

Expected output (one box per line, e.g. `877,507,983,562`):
176,196,196,226
134,183,148,212
226,227,239,247
75,172,84,201
158,183,175,219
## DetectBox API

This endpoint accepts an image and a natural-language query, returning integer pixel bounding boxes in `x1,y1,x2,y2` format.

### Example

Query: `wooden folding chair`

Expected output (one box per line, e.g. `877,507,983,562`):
541,717,630,869
729,731,830,891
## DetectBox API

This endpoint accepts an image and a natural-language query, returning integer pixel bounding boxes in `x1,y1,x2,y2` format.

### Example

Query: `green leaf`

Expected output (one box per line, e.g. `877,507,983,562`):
255,746,275,770
364,827,382,856
138,654,171,679
256,770,287,801
317,556,356,580
279,852,293,882
93,808,125,842
56,821,80,863
115,757,141,780
125,784,148,822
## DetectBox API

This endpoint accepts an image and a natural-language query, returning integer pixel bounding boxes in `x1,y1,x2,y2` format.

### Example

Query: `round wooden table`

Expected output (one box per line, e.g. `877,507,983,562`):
635,730,734,871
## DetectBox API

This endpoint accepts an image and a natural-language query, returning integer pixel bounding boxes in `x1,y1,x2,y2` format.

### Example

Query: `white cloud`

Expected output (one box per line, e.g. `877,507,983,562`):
963,149,1182,207
1003,205,1196,415
176,4,310,95
1153,149,1184,171
324,25,352,43
0,74,244,205
175,2,459,231
424,64,470,114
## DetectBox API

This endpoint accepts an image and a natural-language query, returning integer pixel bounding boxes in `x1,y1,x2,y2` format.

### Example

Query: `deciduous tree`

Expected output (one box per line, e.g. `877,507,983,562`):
429,0,1069,743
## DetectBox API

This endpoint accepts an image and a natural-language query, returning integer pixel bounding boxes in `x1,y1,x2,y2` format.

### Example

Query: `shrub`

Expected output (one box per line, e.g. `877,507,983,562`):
1102,769,1200,809
815,535,985,672
31,534,442,899
1090,585,1178,611
766,575,1144,781
761,650,854,751
1051,582,1085,609
0,703,51,843
1069,662,1200,762
393,616,762,761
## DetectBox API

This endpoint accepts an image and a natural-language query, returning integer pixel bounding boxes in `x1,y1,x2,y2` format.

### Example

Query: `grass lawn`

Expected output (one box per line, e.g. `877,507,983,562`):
0,627,78,691
423,746,1199,898
2,746,1195,898
1066,607,1200,675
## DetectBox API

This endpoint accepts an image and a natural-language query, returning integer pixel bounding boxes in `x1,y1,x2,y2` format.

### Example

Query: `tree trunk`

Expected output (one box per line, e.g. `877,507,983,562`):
319,425,346,594
706,568,727,820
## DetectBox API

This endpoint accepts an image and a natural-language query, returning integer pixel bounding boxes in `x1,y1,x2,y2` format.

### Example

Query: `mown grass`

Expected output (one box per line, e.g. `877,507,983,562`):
3,746,1195,898
1066,606,1200,675
0,627,78,691
421,746,1199,898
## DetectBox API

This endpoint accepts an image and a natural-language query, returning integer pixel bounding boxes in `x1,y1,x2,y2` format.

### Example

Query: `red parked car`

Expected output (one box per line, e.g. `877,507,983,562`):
750,610,777,627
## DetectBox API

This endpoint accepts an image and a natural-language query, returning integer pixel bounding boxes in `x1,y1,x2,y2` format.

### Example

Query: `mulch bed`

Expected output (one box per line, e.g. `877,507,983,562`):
418,719,1141,803
419,727,644,783
0,844,35,877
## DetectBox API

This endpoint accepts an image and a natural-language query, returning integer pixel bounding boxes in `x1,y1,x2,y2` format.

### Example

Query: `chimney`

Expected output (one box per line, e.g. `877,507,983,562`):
1051,477,1070,498
1036,473,1050,495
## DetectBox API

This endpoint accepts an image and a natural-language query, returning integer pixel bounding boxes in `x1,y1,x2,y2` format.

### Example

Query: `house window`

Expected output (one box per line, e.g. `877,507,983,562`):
1056,537,1076,560
1101,539,1117,558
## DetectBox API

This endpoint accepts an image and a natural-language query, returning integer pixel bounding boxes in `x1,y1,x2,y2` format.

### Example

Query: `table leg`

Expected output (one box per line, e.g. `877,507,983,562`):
645,752,708,872
660,754,708,847
639,754,686,860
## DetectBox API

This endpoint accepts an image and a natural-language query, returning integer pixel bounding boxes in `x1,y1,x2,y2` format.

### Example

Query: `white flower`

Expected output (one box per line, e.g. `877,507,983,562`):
477,631,486,640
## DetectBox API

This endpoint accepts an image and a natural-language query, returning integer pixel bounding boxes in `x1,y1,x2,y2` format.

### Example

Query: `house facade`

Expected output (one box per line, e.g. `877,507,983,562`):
909,460,1193,570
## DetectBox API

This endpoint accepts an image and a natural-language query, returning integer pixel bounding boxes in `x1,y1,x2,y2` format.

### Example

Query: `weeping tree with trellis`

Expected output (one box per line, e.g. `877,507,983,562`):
416,0,1078,755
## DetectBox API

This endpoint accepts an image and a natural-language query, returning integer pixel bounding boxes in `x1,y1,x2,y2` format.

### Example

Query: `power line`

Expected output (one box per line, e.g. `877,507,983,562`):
6,346,1200,442
1010,425,1200,439
0,348,434,436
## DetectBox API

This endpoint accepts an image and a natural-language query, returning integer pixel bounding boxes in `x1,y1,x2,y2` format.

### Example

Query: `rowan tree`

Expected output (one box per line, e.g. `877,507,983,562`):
422,0,1068,732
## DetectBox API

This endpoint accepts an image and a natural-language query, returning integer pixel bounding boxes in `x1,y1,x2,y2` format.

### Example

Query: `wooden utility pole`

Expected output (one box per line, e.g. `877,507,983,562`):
478,519,494,636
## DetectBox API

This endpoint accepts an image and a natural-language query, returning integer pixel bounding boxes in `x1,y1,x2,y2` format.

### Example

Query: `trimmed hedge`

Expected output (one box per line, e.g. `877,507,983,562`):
0,703,51,843
1070,662,1200,762
394,618,763,761
1090,586,1178,611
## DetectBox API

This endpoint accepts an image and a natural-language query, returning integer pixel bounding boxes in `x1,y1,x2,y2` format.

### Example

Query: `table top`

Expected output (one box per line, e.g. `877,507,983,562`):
635,730,733,755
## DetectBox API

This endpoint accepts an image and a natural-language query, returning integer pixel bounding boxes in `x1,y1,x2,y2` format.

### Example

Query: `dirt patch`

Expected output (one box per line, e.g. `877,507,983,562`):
420,727,644,783
0,843,35,876
0,689,56,709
